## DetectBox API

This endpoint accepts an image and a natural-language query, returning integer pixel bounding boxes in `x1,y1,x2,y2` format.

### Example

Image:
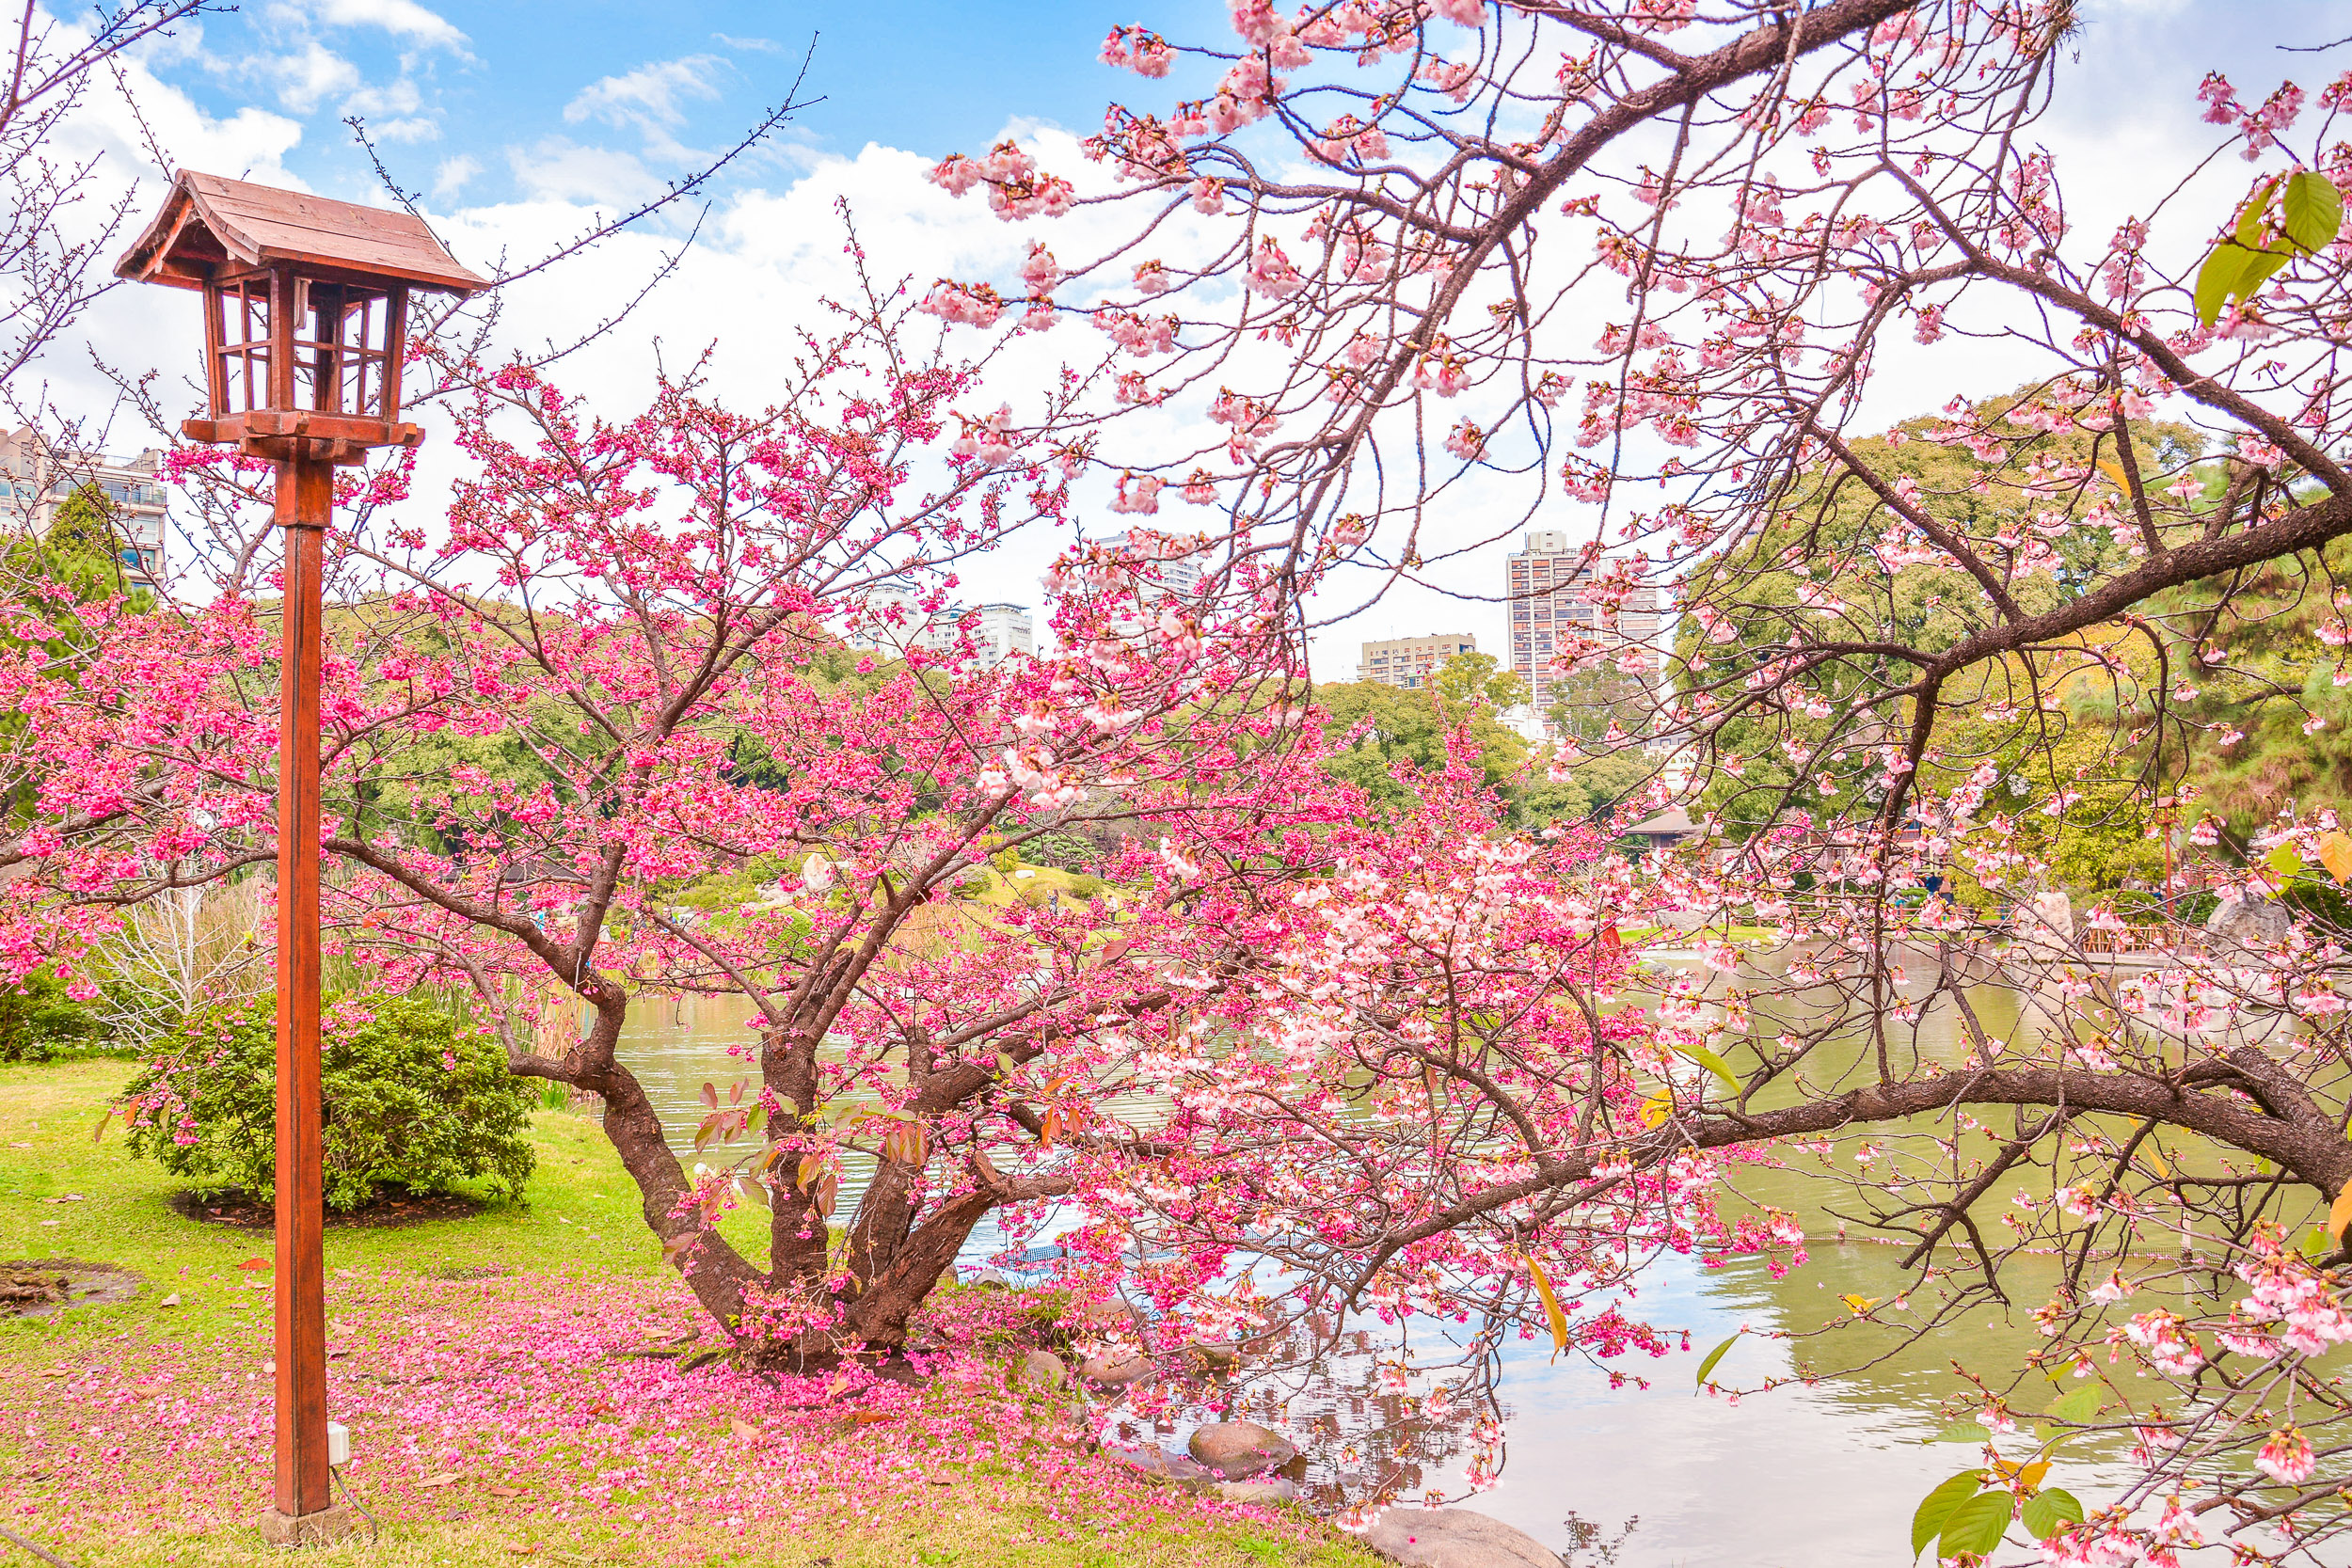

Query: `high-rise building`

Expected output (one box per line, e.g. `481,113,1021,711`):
1359,633,1476,690
1506,529,1662,714
969,603,1034,664
0,428,167,587
1098,529,1205,600
848,583,1035,665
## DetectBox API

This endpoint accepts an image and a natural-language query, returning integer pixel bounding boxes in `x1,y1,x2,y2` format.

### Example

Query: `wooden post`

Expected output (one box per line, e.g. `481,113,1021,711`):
272,451,332,1522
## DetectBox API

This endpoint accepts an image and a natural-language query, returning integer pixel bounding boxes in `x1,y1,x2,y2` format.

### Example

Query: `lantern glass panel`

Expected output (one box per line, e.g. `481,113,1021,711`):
291,280,394,420
213,276,273,417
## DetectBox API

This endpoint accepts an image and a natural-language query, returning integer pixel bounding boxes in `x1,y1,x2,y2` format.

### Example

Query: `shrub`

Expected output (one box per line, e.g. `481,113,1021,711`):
0,970,106,1062
119,994,535,1211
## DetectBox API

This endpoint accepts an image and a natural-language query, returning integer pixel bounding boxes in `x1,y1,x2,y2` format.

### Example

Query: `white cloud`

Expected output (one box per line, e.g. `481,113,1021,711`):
368,116,438,143
313,0,468,50
433,153,481,200
504,138,664,206
712,33,783,54
564,55,728,136
253,40,360,115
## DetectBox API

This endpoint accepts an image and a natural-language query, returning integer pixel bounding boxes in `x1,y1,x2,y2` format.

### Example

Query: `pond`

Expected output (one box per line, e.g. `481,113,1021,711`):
605,974,2175,1567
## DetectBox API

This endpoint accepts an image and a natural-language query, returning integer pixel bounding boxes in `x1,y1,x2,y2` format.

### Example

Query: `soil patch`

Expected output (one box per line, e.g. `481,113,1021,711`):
1,1258,143,1319
166,1186,490,1230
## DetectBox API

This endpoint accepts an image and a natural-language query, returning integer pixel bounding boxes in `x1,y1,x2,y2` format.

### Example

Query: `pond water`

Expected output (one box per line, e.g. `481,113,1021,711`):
604,974,2204,1566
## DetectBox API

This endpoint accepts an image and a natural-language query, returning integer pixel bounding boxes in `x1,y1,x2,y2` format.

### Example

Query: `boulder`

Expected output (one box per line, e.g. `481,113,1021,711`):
2209,895,2296,950
1077,1351,1155,1386
1366,1508,1560,1568
1064,1296,1133,1332
1016,1349,1067,1391
1184,1341,1240,1374
1186,1420,1298,1479
1111,1447,1215,1493
1213,1476,1297,1505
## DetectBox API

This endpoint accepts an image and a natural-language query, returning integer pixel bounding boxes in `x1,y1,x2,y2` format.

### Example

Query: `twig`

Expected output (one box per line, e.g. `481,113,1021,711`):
0,1525,77,1568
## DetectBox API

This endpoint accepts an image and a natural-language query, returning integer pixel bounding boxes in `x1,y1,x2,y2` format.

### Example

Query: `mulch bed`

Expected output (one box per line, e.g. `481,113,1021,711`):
0,1258,143,1319
165,1186,489,1230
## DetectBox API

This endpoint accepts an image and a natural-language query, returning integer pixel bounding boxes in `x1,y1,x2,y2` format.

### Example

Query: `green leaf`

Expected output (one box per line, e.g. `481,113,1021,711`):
2239,244,2294,299
2235,182,2279,247
1912,1471,1985,1560
1673,1040,1742,1099
2195,244,2249,325
1694,1332,1740,1388
1939,1489,2015,1559
2282,171,2343,254
1933,1419,1992,1444
2043,1386,2100,1426
2022,1488,2085,1542
2268,844,2305,878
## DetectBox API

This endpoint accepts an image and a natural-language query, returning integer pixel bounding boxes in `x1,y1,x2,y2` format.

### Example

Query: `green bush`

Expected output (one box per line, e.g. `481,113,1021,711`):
0,970,105,1062
119,993,535,1211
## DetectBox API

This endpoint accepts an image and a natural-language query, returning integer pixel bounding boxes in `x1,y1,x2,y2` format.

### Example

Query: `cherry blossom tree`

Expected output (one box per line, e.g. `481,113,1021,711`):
901,0,2352,1553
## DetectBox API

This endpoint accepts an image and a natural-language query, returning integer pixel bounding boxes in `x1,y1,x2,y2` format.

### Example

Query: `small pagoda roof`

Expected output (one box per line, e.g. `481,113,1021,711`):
114,170,488,295
1629,806,1697,836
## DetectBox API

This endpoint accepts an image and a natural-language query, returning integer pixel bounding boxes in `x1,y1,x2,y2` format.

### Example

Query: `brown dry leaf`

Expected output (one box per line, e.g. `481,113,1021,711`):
235,1258,269,1272
728,1417,763,1444
418,1471,463,1489
484,1482,522,1498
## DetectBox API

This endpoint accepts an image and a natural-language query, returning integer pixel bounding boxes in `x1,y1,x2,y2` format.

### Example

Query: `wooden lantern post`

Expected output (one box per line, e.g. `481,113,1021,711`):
115,172,485,1542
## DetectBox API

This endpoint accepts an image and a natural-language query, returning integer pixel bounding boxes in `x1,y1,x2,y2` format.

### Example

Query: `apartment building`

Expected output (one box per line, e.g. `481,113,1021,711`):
0,428,167,588
850,582,1035,664
1505,529,1662,713
1098,529,1205,601
1358,633,1476,689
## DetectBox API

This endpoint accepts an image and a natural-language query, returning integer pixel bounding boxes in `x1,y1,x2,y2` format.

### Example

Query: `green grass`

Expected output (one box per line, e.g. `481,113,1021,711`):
0,1059,1378,1568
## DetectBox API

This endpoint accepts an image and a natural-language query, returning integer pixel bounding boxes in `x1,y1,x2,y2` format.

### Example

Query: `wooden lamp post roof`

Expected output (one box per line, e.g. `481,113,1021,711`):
117,171,485,460
114,169,488,295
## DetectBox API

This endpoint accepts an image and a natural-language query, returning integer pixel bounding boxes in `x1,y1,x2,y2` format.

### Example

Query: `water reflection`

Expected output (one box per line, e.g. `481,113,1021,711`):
607,976,2165,1565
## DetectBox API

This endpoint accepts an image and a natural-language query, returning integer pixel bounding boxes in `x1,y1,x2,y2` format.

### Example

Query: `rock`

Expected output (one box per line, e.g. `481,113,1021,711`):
1063,1296,1133,1332
2209,895,2296,949
1077,1352,1155,1387
1213,1476,1296,1505
1111,1447,1215,1493
960,1268,1010,1288
1186,1420,1298,1479
1366,1507,1560,1568
1016,1349,1068,1390
1184,1341,1240,1374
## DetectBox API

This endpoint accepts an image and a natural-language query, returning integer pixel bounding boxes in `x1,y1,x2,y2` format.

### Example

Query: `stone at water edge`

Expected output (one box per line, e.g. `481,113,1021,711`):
1184,1341,1240,1373
1077,1351,1155,1386
1186,1419,1299,1479
1017,1349,1069,1390
1366,1508,1560,1568
1111,1447,1216,1494
1213,1476,1297,1504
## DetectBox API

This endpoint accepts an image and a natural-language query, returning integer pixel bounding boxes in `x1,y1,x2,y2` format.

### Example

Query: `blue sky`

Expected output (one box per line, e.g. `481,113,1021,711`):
149,0,1232,203
132,0,2348,214
66,0,2352,662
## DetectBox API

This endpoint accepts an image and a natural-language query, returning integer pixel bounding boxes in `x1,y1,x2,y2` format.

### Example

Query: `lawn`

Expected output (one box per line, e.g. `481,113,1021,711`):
0,1059,1380,1568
